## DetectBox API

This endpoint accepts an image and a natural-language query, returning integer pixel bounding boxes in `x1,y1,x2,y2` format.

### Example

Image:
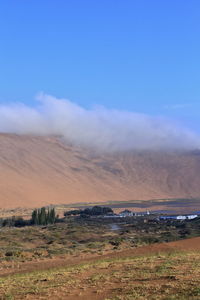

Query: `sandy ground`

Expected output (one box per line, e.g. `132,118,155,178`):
0,134,200,209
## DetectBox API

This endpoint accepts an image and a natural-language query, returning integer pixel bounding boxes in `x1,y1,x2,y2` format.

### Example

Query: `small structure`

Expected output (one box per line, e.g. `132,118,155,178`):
135,210,151,217
176,215,187,220
119,209,134,217
160,214,198,221
186,214,198,220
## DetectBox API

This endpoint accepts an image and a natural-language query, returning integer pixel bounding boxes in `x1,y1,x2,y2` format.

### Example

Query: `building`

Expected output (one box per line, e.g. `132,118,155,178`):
186,214,198,220
119,210,134,217
160,214,198,221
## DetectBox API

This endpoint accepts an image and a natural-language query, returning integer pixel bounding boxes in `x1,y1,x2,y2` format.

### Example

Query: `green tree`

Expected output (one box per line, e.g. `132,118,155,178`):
31,207,57,225
31,209,38,225
49,208,56,224
40,207,47,225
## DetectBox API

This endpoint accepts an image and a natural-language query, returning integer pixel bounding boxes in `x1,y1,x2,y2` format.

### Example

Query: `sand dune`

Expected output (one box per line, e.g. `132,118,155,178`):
0,133,200,208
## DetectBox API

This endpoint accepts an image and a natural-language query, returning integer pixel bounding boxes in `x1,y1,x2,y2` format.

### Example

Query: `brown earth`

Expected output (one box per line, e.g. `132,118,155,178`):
0,237,200,300
0,133,200,209
0,237,200,278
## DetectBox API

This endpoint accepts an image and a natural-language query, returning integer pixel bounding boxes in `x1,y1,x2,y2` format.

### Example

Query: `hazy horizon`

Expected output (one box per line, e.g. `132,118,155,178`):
0,93,199,152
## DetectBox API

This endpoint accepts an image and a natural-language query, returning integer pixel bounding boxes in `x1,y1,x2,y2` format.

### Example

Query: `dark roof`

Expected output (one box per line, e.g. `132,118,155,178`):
120,209,132,214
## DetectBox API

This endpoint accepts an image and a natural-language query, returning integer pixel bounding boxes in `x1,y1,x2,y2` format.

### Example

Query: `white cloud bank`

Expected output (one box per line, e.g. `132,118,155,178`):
0,93,199,152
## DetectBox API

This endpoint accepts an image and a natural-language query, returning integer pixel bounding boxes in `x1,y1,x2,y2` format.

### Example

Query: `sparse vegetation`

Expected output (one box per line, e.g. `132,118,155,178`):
0,214,199,264
0,207,199,299
0,250,200,299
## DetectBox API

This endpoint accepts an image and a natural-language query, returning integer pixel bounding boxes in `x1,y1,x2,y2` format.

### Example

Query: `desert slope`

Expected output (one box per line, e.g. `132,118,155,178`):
0,133,200,208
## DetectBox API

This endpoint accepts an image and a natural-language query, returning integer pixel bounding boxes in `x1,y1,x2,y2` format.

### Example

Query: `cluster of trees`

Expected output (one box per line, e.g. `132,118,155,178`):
64,206,113,217
31,207,56,225
0,216,29,227
0,207,58,227
0,205,114,227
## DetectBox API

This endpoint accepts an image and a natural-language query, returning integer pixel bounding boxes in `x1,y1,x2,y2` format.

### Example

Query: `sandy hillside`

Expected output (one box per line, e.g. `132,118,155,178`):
0,133,200,208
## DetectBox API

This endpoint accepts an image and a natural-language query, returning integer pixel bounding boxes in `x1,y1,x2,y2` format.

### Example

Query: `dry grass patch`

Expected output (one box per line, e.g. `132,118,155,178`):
0,250,199,299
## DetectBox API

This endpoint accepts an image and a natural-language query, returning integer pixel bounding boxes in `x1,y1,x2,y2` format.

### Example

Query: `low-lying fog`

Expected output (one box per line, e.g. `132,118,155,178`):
0,93,199,152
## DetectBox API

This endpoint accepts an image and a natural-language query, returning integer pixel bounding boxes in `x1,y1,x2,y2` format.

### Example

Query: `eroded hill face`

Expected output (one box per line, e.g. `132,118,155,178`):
0,133,200,208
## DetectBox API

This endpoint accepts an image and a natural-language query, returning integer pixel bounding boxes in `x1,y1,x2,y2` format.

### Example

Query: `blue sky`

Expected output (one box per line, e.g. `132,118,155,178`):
0,0,200,132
